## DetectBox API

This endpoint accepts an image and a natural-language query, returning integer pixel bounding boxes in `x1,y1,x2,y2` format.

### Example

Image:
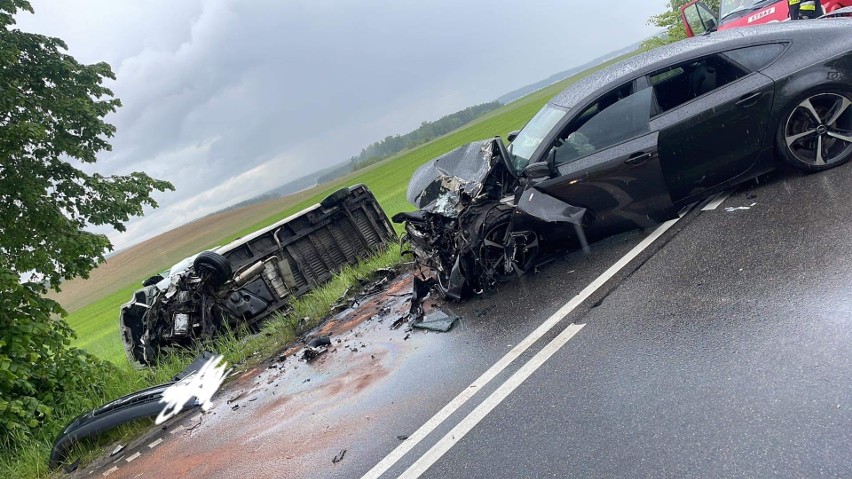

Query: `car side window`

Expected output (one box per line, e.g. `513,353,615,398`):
553,85,652,166
650,55,748,114
722,44,786,72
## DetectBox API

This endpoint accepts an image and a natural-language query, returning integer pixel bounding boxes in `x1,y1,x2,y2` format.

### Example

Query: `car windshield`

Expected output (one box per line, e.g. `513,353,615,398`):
720,0,772,20
509,103,568,172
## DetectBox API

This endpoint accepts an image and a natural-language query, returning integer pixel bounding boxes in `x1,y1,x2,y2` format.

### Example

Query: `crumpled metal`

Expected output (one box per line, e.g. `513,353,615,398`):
516,188,587,224
406,139,494,217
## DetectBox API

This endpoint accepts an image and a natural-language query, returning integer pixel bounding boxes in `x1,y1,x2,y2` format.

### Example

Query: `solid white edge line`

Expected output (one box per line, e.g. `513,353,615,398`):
399,324,586,479
361,217,682,479
701,190,732,211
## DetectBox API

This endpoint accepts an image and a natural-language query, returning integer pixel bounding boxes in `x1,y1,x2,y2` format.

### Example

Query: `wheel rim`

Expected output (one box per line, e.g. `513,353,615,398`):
785,92,852,166
479,220,513,278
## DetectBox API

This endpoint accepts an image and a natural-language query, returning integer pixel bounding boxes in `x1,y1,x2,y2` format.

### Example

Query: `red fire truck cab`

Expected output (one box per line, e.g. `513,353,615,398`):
681,0,851,37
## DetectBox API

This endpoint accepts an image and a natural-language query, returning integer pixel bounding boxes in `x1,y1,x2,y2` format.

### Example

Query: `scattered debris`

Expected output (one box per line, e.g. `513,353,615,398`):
409,277,436,320
227,391,246,404
109,444,125,457
390,317,406,330
302,335,331,362
306,336,332,348
332,449,347,464
397,435,409,441
231,404,240,411
413,310,460,333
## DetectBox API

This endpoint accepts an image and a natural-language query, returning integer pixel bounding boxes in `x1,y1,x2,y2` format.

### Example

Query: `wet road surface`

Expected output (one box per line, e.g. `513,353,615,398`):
73,162,851,478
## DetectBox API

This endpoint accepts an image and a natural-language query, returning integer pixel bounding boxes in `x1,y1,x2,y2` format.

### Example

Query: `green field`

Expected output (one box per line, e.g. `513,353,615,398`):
64,51,638,366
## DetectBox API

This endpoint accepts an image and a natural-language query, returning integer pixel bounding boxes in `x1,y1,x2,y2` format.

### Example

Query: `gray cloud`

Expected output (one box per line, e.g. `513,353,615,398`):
18,0,667,250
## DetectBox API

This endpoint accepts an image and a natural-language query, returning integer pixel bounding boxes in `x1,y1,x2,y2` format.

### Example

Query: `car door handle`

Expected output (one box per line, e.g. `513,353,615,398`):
624,152,652,166
735,92,762,107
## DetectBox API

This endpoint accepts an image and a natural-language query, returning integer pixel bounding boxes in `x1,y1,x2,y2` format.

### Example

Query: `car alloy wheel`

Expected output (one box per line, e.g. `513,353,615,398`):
784,92,852,167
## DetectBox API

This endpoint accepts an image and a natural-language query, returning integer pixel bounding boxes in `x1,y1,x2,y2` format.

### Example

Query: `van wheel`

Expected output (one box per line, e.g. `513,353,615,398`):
193,251,232,286
320,188,350,209
777,90,852,172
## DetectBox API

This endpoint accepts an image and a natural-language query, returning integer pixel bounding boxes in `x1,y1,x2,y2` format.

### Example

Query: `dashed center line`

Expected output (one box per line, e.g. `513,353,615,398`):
148,438,163,449
125,452,142,463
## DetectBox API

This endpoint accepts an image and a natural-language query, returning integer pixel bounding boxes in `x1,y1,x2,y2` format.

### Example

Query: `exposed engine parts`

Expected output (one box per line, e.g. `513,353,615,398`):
119,185,396,367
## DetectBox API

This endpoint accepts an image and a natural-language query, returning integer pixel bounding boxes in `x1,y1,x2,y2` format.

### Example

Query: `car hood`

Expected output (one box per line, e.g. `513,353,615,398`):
406,139,496,217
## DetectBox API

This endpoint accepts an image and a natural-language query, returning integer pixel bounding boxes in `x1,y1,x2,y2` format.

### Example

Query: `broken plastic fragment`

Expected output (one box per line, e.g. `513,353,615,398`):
413,310,460,332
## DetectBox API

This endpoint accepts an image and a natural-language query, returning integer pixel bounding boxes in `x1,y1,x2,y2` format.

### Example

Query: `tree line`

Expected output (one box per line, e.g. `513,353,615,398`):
349,102,501,170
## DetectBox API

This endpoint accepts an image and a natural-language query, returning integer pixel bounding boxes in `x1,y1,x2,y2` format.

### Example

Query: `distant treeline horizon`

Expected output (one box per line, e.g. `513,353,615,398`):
316,101,501,183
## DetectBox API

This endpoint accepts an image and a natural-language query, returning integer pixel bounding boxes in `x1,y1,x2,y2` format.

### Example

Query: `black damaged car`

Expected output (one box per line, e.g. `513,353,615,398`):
394,20,852,299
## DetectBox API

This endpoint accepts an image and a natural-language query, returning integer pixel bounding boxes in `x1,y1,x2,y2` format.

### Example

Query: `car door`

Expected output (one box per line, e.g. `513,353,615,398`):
648,53,776,202
533,83,677,232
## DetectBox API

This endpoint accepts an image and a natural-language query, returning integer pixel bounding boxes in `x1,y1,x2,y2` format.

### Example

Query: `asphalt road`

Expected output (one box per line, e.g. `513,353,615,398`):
73,161,851,479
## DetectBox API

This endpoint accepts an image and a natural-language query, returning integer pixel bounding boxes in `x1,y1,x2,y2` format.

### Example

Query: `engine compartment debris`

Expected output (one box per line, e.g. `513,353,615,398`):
393,138,582,300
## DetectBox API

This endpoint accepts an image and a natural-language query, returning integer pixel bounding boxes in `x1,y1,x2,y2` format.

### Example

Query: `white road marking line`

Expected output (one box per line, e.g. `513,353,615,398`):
147,438,163,449
125,452,142,463
170,424,186,435
102,466,118,477
361,217,683,479
702,190,732,211
399,324,586,479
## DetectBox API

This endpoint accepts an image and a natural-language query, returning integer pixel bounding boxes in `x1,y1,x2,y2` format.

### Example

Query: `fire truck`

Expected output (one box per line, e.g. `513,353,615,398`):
680,0,852,37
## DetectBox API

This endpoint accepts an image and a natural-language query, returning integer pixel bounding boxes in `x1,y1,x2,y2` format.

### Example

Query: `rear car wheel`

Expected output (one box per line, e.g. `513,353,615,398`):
193,251,232,286
777,91,852,172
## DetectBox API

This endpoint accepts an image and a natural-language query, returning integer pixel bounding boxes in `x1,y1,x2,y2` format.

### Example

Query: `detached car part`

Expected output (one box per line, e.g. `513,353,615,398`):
120,185,395,367
49,353,215,470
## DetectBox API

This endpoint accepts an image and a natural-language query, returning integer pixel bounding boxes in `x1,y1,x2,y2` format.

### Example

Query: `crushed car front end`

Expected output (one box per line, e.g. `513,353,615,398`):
393,137,587,299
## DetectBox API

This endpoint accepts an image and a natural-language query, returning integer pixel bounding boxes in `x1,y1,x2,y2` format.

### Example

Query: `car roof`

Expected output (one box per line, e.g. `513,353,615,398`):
549,19,852,110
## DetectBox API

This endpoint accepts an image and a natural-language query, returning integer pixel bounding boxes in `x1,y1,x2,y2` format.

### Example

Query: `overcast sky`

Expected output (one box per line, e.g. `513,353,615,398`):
17,0,667,251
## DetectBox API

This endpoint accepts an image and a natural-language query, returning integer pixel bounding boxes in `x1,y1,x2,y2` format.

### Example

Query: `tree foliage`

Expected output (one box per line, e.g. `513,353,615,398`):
642,0,721,49
0,0,173,443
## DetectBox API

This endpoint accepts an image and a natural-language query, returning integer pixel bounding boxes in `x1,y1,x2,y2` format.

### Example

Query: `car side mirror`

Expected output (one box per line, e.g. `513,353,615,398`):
523,162,553,180
680,1,719,37
507,130,520,142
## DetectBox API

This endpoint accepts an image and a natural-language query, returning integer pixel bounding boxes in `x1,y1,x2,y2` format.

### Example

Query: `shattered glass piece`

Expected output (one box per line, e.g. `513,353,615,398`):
413,310,459,332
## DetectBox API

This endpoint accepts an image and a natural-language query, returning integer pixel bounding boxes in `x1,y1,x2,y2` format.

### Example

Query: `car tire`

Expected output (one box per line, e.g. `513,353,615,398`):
193,251,232,287
120,311,148,368
320,187,350,209
776,89,852,172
